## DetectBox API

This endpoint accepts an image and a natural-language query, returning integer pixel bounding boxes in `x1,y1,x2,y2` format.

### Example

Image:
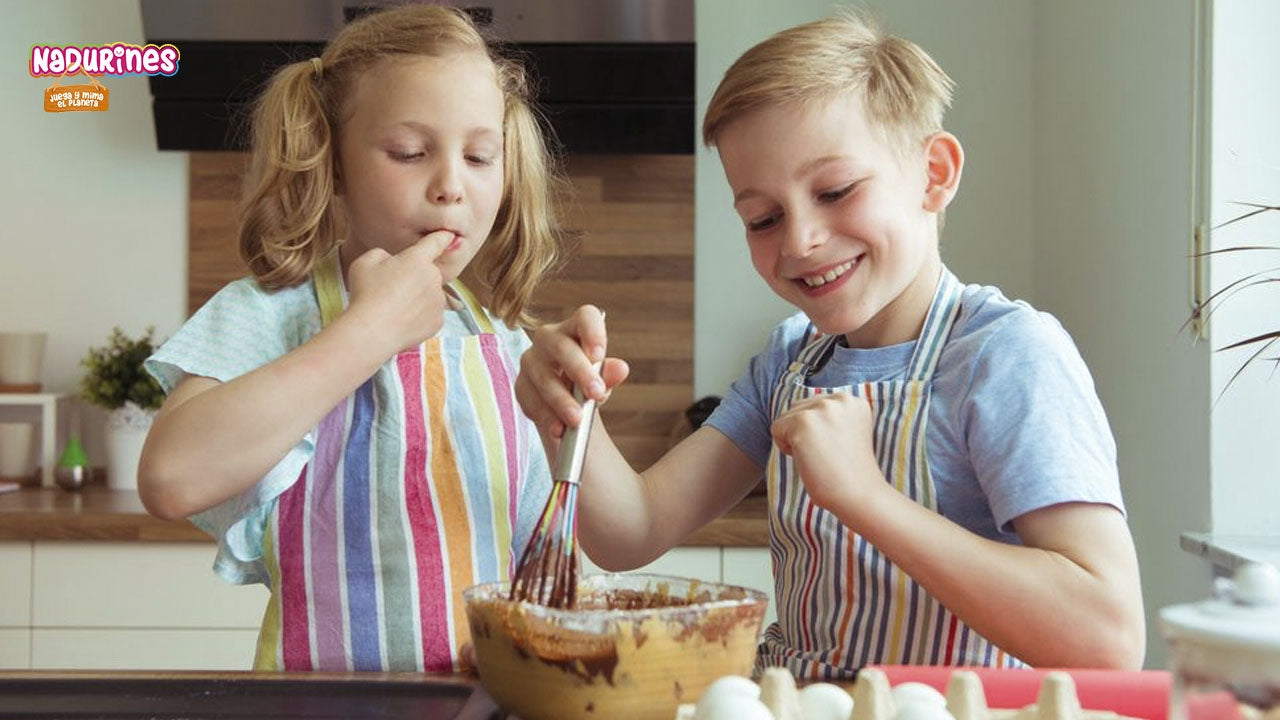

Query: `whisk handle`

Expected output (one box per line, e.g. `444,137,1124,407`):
554,359,605,484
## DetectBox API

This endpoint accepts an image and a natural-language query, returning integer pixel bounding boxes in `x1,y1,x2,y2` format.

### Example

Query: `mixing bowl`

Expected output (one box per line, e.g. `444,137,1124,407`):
463,572,768,720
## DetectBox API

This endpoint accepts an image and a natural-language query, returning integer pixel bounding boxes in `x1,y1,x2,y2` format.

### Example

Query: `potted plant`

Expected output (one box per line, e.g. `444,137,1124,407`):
80,327,164,490
1189,202,1280,396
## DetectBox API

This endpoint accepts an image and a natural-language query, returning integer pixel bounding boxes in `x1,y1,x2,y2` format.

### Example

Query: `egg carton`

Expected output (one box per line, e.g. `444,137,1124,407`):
675,667,1145,720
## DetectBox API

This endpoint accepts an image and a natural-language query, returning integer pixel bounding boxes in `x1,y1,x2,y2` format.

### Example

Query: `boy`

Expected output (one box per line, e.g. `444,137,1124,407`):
515,13,1144,678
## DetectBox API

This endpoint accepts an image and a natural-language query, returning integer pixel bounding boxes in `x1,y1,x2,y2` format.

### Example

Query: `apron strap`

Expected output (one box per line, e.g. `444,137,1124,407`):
903,268,963,382
781,266,963,385
315,250,344,328
447,280,496,334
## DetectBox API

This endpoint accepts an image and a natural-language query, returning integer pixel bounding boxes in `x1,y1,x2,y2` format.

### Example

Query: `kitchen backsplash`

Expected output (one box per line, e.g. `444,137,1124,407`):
188,152,694,470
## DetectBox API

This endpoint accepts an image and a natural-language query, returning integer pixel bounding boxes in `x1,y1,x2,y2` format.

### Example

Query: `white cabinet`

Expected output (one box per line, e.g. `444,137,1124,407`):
0,541,774,669
32,542,266,629
582,546,721,581
31,629,260,670
0,543,32,669
583,545,776,633
0,541,267,670
0,630,30,669
722,547,776,630
0,543,32,627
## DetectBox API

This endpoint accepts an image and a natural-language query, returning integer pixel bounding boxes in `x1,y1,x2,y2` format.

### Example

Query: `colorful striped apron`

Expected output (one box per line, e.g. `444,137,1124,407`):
253,253,527,672
757,269,1027,680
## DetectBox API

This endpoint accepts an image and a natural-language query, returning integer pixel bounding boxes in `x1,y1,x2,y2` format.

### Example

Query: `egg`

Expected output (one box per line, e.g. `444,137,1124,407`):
891,682,948,709
691,692,775,720
893,701,957,720
697,675,760,704
798,682,855,720
692,676,765,720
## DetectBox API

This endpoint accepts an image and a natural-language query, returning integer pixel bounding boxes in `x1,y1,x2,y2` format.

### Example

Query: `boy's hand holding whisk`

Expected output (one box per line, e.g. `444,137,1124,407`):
509,311,614,608
516,305,629,440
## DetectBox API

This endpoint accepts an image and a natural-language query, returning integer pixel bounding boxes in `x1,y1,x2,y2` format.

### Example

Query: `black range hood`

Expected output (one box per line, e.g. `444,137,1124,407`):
140,0,694,154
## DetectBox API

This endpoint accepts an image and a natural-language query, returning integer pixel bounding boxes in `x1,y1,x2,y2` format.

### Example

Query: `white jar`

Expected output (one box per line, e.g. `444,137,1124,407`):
1160,562,1280,719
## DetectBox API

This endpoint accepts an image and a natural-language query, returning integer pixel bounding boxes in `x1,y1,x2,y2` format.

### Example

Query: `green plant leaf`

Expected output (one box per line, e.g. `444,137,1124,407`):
79,326,165,411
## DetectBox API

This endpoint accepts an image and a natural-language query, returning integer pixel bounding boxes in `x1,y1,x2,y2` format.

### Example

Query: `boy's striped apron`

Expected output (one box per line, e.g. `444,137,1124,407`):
757,269,1027,680
253,253,525,672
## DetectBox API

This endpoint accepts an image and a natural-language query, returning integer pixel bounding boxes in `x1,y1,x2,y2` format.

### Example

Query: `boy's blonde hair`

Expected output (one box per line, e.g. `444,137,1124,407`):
702,12,954,155
238,5,564,327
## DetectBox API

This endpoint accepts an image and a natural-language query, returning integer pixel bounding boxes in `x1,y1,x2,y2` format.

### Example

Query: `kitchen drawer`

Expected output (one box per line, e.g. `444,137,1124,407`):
722,547,775,629
32,542,267,629
582,546,721,581
31,628,259,670
0,629,30,669
0,542,32,627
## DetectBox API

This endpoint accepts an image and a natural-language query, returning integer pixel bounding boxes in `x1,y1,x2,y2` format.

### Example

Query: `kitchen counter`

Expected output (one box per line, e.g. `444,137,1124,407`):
0,670,502,719
0,486,770,547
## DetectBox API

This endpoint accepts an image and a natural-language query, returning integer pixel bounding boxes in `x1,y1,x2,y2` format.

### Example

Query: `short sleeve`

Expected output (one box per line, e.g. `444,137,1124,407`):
705,312,811,469
961,311,1122,532
144,277,322,585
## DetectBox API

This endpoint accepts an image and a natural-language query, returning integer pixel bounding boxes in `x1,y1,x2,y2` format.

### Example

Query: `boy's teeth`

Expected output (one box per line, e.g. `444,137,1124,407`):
802,260,854,287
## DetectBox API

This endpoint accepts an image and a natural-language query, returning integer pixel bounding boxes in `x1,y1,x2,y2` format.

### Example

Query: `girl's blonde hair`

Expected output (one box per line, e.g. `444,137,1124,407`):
238,4,564,327
702,12,954,154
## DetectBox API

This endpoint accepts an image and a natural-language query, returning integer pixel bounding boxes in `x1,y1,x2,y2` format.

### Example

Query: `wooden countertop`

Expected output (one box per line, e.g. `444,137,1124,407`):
0,486,770,546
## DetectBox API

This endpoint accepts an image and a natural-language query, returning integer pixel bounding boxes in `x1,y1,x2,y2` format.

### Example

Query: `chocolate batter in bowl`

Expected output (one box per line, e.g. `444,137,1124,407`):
463,573,768,720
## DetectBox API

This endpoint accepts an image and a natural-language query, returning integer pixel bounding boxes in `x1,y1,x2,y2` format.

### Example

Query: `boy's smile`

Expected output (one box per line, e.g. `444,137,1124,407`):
716,92,961,348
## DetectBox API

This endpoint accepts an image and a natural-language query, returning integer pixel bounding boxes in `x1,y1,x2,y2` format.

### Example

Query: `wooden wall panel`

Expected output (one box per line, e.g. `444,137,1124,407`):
188,152,694,471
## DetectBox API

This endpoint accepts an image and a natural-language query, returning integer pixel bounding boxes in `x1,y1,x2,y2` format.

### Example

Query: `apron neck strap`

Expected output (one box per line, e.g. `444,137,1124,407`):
315,250,345,328
903,267,962,381
313,249,496,334
787,266,963,382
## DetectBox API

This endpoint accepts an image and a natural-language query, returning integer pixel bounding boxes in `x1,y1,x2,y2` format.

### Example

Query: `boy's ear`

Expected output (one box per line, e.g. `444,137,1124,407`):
922,131,963,213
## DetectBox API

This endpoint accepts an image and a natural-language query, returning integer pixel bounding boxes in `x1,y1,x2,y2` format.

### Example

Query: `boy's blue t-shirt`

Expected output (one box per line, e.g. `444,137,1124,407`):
705,278,1123,542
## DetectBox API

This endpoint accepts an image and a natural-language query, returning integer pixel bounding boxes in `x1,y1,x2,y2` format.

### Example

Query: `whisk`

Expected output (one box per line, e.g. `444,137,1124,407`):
509,358,605,609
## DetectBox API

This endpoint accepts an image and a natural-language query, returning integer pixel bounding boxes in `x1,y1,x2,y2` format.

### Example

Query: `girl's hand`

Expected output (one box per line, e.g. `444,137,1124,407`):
771,393,884,513
345,231,454,354
515,305,629,438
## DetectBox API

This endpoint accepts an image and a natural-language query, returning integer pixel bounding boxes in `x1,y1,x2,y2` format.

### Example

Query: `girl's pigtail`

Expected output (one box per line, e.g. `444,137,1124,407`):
475,98,566,328
237,59,338,289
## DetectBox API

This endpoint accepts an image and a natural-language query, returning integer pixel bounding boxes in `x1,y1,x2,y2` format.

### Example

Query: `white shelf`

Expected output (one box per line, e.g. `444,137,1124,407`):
0,393,71,488
1181,532,1280,574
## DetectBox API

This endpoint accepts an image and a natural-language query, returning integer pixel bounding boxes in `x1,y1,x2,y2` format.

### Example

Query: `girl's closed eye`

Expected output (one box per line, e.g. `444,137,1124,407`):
389,148,425,162
465,152,497,167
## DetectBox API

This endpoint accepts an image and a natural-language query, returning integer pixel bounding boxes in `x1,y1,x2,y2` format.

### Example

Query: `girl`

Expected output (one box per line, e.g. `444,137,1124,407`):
138,5,564,673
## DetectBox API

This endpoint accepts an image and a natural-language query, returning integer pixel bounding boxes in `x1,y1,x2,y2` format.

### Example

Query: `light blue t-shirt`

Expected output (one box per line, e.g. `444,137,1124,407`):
145,275,552,584
706,279,1123,543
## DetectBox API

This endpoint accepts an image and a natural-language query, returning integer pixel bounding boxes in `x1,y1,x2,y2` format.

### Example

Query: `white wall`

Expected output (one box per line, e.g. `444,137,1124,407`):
695,0,1035,397
1033,0,1210,670
0,0,187,460
1208,0,1280,534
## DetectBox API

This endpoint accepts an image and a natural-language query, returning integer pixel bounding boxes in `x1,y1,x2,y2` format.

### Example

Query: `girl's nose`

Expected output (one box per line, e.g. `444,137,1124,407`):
430,160,464,205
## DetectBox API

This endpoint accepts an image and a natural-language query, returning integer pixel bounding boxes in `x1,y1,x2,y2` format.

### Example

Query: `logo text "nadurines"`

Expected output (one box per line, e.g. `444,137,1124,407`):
29,43,179,78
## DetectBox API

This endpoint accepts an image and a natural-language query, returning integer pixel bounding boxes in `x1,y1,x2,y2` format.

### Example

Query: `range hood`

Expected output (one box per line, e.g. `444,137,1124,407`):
140,0,694,154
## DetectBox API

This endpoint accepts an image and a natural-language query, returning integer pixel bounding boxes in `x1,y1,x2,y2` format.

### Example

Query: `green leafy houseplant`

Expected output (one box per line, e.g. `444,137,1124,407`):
80,327,164,412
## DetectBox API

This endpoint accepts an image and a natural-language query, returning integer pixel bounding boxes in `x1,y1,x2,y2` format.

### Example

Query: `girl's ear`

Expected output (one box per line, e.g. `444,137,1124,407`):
922,131,963,213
